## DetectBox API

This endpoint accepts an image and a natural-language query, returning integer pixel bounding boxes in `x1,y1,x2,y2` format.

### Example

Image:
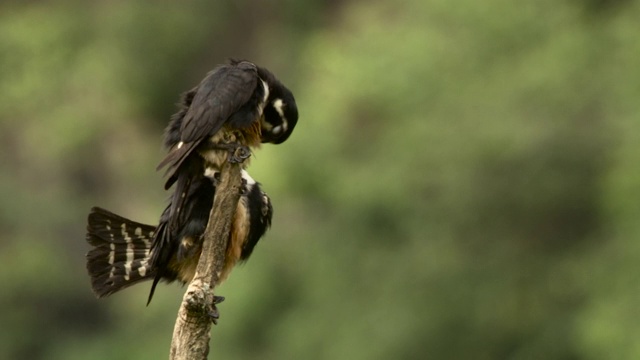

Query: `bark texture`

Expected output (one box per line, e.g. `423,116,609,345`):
169,161,243,360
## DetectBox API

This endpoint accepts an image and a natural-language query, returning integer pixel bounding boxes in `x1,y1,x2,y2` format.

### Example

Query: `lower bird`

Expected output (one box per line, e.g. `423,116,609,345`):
85,170,272,315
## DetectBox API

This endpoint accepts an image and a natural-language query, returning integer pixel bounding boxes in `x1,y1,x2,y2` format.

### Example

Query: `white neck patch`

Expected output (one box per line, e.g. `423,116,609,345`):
241,169,256,186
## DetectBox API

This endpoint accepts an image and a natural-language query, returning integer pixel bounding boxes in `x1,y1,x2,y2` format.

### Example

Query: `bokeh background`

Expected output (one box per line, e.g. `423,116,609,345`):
1,0,640,359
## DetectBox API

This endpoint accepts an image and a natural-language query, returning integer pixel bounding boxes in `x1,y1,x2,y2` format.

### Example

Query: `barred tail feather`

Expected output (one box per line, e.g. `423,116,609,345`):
86,207,157,298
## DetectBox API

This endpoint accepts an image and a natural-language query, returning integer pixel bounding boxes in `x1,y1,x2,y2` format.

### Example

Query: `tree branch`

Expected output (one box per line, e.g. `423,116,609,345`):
169,160,243,360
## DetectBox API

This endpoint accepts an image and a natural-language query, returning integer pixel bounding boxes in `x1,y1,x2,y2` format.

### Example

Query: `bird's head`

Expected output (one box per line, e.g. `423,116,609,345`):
257,66,299,144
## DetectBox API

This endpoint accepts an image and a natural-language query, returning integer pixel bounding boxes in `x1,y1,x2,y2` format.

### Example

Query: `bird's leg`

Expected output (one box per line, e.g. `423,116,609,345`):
207,295,225,325
208,142,251,164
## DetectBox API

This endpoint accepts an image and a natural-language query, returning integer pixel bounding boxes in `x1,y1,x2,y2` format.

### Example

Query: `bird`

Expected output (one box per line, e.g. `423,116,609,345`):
86,60,295,322
156,60,297,270
158,59,299,190
85,170,273,308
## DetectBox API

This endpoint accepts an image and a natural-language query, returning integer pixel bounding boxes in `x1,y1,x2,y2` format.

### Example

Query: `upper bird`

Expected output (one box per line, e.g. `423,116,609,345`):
158,59,299,190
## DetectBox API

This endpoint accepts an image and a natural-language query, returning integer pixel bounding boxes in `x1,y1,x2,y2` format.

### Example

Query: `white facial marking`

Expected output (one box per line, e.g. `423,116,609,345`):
262,80,270,103
273,99,285,117
268,97,289,138
124,263,131,281
261,118,273,130
258,80,270,115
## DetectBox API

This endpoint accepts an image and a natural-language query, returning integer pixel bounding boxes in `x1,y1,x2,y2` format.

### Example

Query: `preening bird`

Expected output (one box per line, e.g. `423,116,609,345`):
157,60,297,268
159,59,298,189
85,60,297,319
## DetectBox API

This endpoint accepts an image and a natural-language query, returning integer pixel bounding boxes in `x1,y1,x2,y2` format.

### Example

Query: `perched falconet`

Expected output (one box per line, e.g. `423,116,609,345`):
157,60,297,268
86,170,272,305
85,60,298,317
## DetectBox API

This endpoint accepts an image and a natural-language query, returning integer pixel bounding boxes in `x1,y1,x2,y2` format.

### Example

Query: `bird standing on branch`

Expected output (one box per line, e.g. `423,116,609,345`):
86,170,272,305
85,60,298,315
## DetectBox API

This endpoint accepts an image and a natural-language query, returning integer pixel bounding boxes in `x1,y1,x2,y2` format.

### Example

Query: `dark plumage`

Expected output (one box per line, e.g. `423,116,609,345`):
86,60,294,306
158,59,298,190
86,208,156,298
86,171,272,303
154,62,296,277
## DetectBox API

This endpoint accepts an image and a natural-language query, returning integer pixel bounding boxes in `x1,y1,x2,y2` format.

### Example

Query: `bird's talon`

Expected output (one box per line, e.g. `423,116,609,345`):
210,142,251,164
229,145,251,164
208,296,225,325
208,308,219,325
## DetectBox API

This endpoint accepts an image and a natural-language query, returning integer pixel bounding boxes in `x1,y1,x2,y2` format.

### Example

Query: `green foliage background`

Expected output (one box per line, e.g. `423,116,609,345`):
1,0,639,359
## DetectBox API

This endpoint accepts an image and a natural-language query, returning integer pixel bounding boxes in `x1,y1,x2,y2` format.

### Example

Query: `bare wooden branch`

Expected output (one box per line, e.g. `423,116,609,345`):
169,160,243,360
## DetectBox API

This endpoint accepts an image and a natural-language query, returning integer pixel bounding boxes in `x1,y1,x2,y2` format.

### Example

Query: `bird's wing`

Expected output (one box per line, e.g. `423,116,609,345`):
181,62,258,143
147,167,216,304
156,62,259,183
163,87,198,150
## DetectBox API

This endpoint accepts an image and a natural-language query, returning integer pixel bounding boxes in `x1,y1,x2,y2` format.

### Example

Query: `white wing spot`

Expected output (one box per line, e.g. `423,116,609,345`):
124,241,134,281
141,236,151,250
138,264,147,277
134,227,142,236
121,223,133,245
126,243,134,263
108,243,115,265
177,141,184,149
